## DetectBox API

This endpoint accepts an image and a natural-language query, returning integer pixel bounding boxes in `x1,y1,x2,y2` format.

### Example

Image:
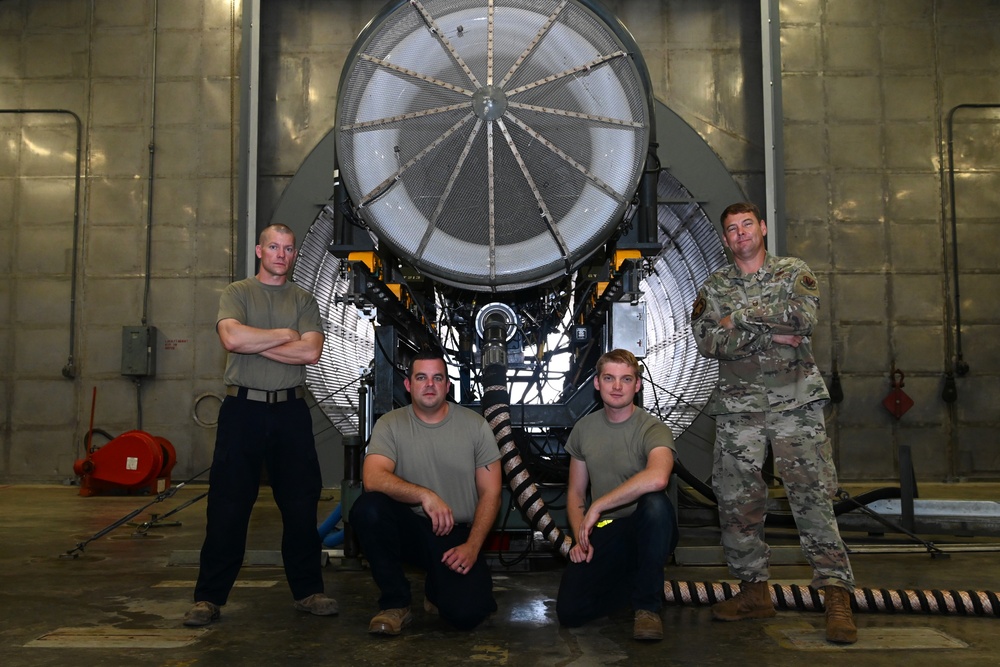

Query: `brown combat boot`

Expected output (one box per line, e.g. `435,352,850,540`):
633,609,663,641
368,607,413,636
823,586,857,644
711,581,776,621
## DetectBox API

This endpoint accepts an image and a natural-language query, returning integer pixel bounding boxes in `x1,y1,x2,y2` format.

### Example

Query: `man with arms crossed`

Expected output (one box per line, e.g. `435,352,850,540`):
184,223,337,626
691,201,856,644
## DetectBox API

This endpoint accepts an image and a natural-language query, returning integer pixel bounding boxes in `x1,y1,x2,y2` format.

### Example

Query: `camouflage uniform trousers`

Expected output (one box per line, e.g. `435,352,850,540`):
713,401,854,589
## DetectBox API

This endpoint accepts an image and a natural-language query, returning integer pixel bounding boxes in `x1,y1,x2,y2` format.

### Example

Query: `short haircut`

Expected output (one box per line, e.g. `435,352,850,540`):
595,348,641,377
406,349,448,378
258,223,296,246
719,201,763,226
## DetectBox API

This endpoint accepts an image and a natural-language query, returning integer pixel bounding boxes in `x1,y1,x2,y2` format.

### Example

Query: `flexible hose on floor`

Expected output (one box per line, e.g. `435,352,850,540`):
671,459,903,525
482,363,573,558
665,580,1000,616
317,502,342,537
317,502,344,548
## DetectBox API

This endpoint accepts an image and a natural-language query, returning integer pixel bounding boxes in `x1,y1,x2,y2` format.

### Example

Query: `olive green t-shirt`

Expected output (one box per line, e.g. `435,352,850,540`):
564,407,675,519
217,277,323,391
366,403,500,522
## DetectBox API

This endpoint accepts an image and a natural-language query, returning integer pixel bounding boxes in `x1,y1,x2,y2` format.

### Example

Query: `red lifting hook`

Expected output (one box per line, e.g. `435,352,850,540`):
882,368,914,419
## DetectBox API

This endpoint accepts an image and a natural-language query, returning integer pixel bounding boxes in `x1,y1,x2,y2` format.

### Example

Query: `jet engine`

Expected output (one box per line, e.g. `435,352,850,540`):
280,0,746,555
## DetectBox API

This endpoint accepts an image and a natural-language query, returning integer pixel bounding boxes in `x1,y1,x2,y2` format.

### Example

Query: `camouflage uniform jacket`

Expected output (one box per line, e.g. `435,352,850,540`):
691,253,830,415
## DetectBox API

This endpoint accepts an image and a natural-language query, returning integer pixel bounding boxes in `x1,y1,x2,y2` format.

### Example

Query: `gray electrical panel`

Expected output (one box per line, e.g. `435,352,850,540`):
608,302,647,358
121,325,157,376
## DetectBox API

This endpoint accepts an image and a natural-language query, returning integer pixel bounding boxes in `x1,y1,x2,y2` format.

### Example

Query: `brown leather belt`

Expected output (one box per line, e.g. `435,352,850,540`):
226,386,305,403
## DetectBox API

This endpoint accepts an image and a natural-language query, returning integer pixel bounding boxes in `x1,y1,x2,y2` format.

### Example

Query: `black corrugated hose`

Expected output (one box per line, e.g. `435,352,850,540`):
481,363,573,558
665,580,1000,616
478,371,986,608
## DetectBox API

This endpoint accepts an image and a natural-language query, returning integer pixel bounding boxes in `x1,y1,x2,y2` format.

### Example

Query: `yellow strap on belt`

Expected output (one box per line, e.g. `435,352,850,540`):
596,519,614,528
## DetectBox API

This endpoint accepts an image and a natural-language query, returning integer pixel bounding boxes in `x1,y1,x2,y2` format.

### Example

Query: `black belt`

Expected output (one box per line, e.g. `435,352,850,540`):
226,386,305,403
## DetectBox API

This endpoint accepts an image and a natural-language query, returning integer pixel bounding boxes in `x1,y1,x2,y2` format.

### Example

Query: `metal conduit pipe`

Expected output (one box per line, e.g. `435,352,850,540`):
665,580,1000,617
481,363,573,558
0,109,83,379
141,0,160,329
944,103,1000,382
133,0,162,431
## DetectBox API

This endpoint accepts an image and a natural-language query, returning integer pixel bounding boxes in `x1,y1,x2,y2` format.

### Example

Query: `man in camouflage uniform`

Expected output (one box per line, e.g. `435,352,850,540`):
690,202,857,644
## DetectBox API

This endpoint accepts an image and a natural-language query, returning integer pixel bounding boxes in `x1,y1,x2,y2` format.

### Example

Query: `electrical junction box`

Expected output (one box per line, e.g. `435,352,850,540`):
608,301,647,358
121,325,158,377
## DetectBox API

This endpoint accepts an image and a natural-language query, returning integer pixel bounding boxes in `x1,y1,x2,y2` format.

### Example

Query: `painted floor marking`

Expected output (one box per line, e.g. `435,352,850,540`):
26,627,204,649
152,579,278,588
771,624,968,651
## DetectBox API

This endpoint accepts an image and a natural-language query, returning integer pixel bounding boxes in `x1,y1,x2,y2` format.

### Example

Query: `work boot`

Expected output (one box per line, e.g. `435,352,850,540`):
633,609,663,641
293,593,339,616
711,581,776,621
183,601,220,627
369,607,413,635
823,586,858,644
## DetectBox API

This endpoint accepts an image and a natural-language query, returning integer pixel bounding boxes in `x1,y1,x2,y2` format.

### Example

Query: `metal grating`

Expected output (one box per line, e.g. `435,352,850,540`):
641,173,725,440
335,0,649,291
293,207,373,437
295,172,727,441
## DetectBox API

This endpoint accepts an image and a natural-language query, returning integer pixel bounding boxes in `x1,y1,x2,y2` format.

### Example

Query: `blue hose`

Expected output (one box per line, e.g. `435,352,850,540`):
323,529,345,547
317,502,342,540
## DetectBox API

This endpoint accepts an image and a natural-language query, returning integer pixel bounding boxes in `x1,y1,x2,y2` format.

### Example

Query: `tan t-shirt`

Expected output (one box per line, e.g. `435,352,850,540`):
217,277,322,391
366,403,500,523
564,407,675,519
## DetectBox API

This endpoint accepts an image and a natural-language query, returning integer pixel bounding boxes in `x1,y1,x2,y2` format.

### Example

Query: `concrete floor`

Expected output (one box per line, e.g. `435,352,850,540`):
3,483,1000,666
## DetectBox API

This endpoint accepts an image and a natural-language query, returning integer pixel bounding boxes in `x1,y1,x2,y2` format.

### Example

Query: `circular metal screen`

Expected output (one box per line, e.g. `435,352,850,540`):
335,0,650,291
293,170,727,440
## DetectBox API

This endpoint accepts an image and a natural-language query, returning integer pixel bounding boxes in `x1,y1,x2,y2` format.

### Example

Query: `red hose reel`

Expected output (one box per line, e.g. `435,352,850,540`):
73,430,177,497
